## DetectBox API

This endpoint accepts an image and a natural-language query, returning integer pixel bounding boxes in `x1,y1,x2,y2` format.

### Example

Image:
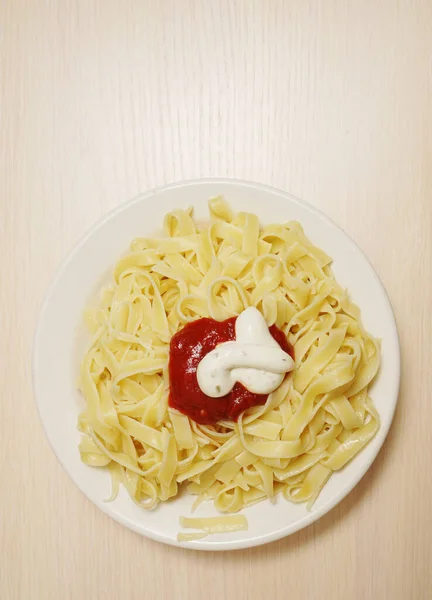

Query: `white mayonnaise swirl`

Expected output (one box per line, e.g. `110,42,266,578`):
197,307,295,398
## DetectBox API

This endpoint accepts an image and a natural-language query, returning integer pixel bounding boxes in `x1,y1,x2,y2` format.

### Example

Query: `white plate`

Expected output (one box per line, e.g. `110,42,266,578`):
33,179,400,551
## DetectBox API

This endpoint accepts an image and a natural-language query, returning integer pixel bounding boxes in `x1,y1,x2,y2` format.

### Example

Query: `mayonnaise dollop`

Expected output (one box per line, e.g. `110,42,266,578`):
196,307,295,398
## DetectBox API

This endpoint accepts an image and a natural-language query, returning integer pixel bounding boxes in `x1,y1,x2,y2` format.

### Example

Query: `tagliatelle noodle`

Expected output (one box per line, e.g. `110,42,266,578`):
78,196,380,514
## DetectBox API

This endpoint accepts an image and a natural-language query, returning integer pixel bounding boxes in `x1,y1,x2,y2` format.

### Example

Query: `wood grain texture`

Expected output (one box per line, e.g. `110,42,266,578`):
1,0,431,598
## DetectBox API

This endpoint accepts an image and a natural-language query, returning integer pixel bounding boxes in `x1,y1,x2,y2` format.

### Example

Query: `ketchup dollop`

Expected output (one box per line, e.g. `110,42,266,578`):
168,316,294,425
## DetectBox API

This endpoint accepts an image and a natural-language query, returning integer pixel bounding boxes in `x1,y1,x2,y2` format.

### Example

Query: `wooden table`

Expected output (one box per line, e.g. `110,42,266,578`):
2,1,431,598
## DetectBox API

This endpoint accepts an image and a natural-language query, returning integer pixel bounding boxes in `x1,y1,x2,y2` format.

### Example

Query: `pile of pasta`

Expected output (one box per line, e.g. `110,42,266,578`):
78,197,380,513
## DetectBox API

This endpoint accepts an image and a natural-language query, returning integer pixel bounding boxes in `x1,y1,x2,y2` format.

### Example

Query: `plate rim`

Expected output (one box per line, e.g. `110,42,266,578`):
32,177,401,551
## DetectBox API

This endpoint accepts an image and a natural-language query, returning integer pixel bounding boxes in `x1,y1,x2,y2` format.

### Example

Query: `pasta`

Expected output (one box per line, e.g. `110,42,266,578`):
78,196,380,514
177,515,248,542
179,515,248,533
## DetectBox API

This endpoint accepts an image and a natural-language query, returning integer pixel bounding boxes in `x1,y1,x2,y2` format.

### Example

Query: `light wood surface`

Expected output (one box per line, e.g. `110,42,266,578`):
2,1,432,599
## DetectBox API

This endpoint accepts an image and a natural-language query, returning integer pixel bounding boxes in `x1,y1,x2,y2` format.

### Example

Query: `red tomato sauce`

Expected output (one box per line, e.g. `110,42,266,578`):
168,316,294,425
